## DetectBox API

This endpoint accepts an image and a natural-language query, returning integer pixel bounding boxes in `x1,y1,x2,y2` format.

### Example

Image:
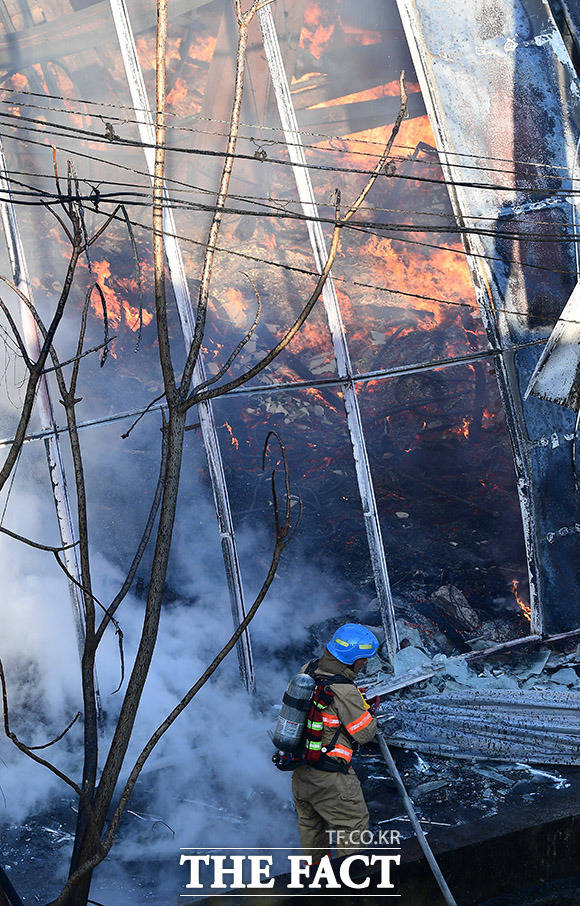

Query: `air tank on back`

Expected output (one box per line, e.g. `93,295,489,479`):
272,673,315,752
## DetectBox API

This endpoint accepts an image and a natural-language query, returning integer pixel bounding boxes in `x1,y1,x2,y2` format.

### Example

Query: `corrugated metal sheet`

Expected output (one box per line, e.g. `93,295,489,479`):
380,687,580,764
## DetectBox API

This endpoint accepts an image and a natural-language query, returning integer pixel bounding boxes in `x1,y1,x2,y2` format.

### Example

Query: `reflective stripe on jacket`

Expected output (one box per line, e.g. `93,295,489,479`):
300,650,377,768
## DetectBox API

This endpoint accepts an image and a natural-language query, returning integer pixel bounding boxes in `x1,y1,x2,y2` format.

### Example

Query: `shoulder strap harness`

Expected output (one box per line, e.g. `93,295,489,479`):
302,659,356,774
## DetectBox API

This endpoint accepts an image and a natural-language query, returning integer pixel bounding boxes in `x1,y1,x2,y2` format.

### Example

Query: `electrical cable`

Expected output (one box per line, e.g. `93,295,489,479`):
5,172,580,252
0,107,578,200
0,191,574,329
0,92,573,181
0,163,573,231
0,82,576,174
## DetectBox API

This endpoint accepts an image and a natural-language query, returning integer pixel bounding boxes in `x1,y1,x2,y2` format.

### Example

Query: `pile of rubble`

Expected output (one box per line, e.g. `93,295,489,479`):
359,599,580,766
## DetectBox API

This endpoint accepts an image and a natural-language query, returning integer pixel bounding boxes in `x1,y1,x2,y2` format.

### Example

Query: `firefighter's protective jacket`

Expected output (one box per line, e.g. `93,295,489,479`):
300,649,377,769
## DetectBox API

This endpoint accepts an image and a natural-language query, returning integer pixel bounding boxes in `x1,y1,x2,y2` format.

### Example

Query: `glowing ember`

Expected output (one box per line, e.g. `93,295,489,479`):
222,421,239,450
451,416,471,440
510,578,531,621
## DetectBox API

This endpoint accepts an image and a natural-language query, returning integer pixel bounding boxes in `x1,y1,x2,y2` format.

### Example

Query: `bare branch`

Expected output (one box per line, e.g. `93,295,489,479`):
26,711,81,751
52,417,292,904
0,296,32,368
121,391,166,440
41,199,74,245
0,524,78,553
71,283,97,395
180,4,257,392
86,204,142,348
88,204,125,248
152,0,176,399
41,336,116,375
0,240,81,492
262,429,291,535
95,430,294,868
110,627,125,696
118,204,143,349
86,282,110,370
52,548,126,696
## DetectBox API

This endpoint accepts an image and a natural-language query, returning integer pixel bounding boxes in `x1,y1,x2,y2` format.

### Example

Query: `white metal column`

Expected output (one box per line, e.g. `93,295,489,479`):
108,0,254,690
259,8,399,659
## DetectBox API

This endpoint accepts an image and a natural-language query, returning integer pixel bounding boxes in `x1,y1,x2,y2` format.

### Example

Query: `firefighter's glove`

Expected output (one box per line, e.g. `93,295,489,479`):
368,695,381,716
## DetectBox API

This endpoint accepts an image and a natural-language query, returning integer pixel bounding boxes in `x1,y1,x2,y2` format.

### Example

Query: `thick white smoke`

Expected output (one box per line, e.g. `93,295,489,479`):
0,420,352,900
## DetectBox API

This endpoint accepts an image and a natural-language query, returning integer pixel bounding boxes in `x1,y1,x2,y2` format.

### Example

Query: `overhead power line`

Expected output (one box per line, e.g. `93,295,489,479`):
0,93,573,182
0,83,575,174
5,172,580,250
0,164,573,230
0,193,578,329
0,107,578,200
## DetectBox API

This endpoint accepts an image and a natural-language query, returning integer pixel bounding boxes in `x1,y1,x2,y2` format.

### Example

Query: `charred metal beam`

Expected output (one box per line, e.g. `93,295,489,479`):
108,0,254,691
380,687,580,765
394,0,580,635
259,7,400,661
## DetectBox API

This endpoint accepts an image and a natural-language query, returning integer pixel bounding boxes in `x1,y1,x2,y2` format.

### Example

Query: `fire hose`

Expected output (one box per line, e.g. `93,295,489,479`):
376,728,458,906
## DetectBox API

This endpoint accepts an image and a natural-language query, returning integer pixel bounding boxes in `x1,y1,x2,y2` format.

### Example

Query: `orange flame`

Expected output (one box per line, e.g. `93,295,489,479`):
451,417,471,440
189,33,216,63
510,579,531,621
223,421,239,450
90,259,153,334
167,78,189,112
299,2,335,59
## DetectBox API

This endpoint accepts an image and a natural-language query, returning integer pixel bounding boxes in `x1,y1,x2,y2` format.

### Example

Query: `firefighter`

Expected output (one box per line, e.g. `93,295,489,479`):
292,623,380,860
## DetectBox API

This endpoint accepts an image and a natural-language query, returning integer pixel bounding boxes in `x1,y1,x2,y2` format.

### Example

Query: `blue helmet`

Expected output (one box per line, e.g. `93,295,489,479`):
326,623,379,665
